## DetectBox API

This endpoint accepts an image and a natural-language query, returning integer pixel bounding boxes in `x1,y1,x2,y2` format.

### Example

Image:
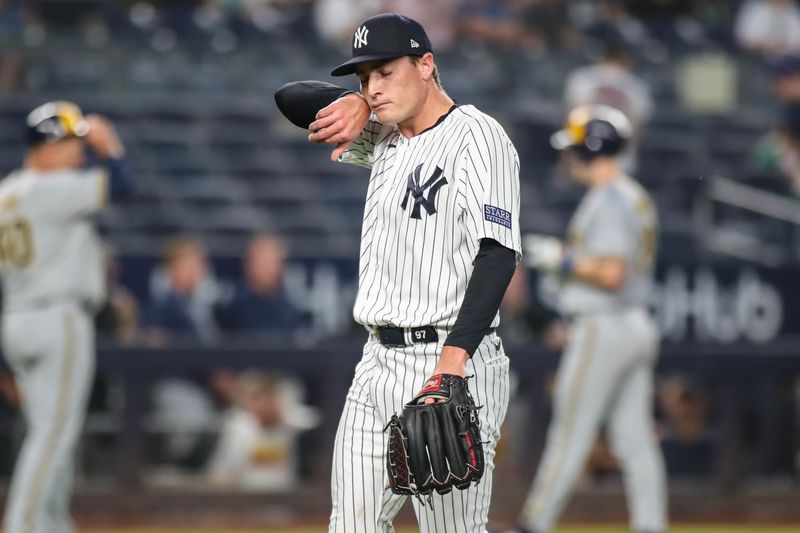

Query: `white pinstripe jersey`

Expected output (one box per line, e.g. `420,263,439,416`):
340,104,521,329
0,168,108,312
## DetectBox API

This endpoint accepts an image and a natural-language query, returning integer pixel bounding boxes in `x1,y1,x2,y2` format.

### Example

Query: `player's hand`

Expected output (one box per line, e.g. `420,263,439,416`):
425,346,469,404
308,93,370,161
85,114,125,158
523,234,565,272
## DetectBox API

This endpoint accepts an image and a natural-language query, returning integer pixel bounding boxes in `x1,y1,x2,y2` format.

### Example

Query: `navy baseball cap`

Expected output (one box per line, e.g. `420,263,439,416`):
331,13,433,77
551,105,632,157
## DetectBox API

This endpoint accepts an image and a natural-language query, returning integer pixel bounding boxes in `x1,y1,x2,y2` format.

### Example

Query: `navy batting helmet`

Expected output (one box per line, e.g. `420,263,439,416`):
550,104,633,160
26,101,90,147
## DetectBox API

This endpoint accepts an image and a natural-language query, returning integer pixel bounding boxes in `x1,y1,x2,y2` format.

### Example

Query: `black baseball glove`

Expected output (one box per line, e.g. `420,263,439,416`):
385,373,484,499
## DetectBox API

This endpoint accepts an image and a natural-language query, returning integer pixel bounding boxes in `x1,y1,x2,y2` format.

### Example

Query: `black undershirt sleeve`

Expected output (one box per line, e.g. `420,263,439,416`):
274,80,354,129
444,238,517,356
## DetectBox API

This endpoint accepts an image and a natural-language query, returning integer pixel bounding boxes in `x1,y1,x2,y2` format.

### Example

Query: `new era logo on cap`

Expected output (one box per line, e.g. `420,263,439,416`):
331,13,433,77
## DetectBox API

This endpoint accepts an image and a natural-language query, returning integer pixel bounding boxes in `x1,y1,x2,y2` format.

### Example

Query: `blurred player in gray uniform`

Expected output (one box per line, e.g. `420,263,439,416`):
503,105,667,533
1,101,134,533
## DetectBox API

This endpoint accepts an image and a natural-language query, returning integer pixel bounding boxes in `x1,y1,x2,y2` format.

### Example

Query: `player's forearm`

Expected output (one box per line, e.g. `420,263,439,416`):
104,156,135,202
434,345,471,376
444,238,517,357
274,81,355,129
569,255,626,292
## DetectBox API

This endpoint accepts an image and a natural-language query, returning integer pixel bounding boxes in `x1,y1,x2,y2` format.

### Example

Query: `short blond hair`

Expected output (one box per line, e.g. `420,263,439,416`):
163,235,205,266
410,56,443,90
233,370,281,407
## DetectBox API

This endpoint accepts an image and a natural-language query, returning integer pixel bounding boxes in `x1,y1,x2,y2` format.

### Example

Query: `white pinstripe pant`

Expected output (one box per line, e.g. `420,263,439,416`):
329,332,510,533
519,308,668,533
2,303,94,533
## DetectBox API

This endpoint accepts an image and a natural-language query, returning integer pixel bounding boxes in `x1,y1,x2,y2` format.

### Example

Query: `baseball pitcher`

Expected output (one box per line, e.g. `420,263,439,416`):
275,13,522,533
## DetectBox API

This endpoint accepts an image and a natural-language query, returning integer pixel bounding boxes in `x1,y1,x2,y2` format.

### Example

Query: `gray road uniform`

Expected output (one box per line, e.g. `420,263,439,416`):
519,176,668,533
0,168,107,533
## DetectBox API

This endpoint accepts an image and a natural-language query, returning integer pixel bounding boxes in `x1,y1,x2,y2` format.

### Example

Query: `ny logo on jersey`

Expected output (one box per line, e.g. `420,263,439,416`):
354,26,369,49
401,164,448,220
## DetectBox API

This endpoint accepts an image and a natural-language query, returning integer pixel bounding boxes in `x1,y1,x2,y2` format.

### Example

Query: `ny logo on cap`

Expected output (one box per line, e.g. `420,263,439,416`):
354,25,369,49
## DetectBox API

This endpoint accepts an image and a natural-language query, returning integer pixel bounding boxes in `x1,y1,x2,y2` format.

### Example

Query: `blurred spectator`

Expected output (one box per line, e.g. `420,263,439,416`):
750,104,800,195
0,0,29,91
459,0,526,48
565,39,653,131
313,0,383,50
626,0,694,17
0,0,23,35
136,1,204,26
581,434,620,483
735,0,800,57
146,235,218,345
208,368,240,410
29,0,101,29
768,54,800,105
215,234,303,338
143,236,253,473
657,373,715,477
95,252,139,344
516,0,581,52
626,0,706,50
214,0,317,42
689,0,738,49
751,55,800,192
383,0,469,51
25,0,116,48
577,0,648,48
149,375,219,473
564,39,653,171
206,370,319,491
498,264,566,348
463,0,578,52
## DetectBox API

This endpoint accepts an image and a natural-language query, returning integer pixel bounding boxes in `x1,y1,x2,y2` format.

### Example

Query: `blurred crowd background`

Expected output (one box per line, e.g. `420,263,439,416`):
1,0,800,525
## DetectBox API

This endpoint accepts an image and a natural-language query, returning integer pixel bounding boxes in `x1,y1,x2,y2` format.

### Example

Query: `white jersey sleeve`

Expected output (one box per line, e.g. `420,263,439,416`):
459,117,522,260
27,168,108,220
338,116,384,169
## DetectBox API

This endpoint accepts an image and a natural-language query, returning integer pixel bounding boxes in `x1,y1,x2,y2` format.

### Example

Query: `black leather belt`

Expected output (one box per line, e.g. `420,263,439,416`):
375,326,439,347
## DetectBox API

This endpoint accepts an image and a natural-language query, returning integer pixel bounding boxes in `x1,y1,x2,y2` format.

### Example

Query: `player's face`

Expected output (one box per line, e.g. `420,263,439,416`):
170,248,207,292
248,390,282,427
774,73,800,101
356,56,428,125
562,150,593,183
245,238,285,292
37,138,85,169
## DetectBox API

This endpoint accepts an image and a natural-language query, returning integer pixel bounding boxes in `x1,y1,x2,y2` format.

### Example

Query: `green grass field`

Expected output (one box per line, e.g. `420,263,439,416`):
82,528,800,533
